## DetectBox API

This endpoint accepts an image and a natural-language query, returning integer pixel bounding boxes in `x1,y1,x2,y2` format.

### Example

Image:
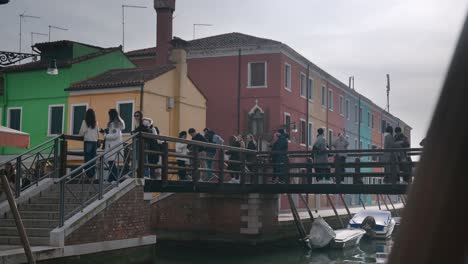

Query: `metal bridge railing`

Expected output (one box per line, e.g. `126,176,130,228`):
0,135,62,199
55,134,138,227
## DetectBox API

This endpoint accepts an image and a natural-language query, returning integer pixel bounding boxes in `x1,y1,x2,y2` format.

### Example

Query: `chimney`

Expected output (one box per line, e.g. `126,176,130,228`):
154,0,176,65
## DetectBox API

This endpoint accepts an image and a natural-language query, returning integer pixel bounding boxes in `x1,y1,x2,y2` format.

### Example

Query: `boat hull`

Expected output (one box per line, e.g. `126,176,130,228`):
330,229,366,249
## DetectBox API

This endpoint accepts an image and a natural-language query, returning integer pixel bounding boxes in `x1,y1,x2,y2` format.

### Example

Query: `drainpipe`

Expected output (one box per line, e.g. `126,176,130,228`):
326,80,329,146
237,49,241,134
140,83,144,112
306,64,310,150
358,96,361,149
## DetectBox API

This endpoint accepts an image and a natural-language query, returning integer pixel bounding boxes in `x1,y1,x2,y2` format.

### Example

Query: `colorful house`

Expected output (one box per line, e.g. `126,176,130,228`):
65,42,207,150
0,41,135,154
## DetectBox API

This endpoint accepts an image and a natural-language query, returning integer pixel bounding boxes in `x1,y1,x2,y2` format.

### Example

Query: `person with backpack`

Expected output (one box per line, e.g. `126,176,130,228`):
188,128,208,181
203,128,224,179
271,129,288,183
79,108,99,179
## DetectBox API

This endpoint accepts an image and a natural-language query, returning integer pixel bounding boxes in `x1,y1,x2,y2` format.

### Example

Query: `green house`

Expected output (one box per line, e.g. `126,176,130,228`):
0,41,135,154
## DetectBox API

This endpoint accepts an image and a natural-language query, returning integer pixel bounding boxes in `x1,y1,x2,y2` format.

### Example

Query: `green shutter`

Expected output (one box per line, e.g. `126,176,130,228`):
73,106,87,135
50,106,63,135
119,103,133,133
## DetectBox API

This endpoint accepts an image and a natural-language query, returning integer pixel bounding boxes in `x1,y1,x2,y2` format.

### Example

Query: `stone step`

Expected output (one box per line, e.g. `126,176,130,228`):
0,227,51,237
0,235,49,246
27,197,91,205
18,203,79,212
4,210,60,220
1,219,58,228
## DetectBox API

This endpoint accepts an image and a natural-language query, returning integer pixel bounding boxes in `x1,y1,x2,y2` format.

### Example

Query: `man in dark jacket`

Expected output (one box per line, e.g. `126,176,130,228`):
394,127,411,183
271,129,288,183
188,128,208,181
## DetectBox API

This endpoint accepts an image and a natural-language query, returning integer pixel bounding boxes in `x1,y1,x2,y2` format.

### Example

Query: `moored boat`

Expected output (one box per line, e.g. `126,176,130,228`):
307,216,366,249
348,210,396,239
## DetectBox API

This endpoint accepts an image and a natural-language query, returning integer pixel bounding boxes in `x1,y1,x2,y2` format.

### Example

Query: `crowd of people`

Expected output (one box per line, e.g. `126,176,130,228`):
1,107,413,187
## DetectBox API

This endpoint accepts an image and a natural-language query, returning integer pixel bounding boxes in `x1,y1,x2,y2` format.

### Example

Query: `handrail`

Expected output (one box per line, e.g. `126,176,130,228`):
0,135,62,167
55,133,139,183
258,148,423,155
142,133,256,153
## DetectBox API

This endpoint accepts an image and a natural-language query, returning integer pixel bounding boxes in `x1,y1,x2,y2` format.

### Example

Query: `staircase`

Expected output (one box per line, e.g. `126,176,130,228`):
0,183,109,246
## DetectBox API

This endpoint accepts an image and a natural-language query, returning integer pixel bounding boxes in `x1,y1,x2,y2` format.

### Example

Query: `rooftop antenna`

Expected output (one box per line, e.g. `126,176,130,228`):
30,32,48,52
19,12,40,53
386,74,390,113
48,25,68,42
122,4,147,51
193,23,212,40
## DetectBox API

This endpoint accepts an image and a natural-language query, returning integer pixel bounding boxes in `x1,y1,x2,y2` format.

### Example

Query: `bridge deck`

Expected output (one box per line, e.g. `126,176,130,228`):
144,180,409,194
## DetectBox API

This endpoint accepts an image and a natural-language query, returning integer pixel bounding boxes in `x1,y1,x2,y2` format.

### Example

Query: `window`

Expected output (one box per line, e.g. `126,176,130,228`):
249,108,264,136
117,101,134,134
354,139,358,149
339,96,344,115
345,99,350,119
328,129,333,147
321,86,326,106
71,104,87,135
367,112,371,128
359,107,363,123
48,105,64,136
328,90,333,110
308,78,313,100
354,105,358,123
300,119,306,145
381,119,386,133
300,73,306,98
308,122,313,147
284,112,291,135
371,113,375,129
7,107,22,131
284,63,291,90
359,140,363,149
248,62,267,87
368,143,371,150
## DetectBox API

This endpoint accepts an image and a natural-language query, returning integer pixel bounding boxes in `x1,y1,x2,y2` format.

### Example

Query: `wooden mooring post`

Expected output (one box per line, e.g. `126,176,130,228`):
287,194,308,248
326,194,344,228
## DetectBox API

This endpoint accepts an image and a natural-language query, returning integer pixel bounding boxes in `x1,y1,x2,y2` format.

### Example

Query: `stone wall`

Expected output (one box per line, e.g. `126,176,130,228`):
151,193,279,243
65,186,153,245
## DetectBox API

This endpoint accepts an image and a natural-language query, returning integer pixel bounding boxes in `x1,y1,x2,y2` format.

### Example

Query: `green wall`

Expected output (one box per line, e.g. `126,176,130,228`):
1,48,135,155
73,43,101,58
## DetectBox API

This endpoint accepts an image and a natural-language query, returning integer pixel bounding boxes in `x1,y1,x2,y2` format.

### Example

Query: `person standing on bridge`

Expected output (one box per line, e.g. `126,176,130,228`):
313,128,330,183
271,129,288,183
203,128,224,179
394,127,411,183
79,108,99,180
101,109,125,184
246,134,257,173
176,131,189,180
188,128,208,181
332,132,349,183
383,125,398,183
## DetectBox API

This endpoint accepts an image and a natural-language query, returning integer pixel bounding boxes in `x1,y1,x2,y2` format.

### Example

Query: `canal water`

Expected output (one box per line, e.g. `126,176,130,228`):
154,237,393,264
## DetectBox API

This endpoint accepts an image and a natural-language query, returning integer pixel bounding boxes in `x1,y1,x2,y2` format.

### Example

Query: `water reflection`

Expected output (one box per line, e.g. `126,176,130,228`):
154,237,394,264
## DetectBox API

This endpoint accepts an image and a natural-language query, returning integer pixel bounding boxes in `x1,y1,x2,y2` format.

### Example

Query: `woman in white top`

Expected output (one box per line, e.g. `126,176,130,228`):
79,108,99,178
101,109,125,183
175,131,189,180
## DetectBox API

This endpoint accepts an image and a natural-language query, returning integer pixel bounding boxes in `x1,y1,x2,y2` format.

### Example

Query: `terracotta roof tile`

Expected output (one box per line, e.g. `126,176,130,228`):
66,65,175,91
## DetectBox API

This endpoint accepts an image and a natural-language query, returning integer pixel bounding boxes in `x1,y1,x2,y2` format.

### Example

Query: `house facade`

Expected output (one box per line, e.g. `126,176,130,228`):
0,41,135,154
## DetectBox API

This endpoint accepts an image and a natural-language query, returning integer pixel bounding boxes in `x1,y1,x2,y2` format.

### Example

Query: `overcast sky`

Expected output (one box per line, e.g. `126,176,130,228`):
1,0,467,146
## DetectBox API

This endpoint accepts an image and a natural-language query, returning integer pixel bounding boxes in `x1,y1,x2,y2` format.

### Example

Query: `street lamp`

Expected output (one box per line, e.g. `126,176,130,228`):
280,122,298,133
47,59,58,75
193,24,212,39
0,0,10,4
122,4,147,50
48,25,68,42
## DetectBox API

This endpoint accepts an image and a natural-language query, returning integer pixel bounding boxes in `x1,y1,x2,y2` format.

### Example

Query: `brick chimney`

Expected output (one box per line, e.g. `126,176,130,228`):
154,0,176,65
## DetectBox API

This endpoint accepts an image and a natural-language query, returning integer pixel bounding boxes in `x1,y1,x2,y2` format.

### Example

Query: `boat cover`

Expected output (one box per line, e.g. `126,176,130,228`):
308,216,335,248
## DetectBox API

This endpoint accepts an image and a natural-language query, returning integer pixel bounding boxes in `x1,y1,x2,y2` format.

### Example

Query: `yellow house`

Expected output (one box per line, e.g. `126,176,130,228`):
66,46,207,150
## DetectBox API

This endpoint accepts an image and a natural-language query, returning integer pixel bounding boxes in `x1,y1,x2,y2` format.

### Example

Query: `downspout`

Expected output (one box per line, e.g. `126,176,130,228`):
358,96,361,149
237,49,241,134
140,83,144,112
326,80,329,146
306,64,310,150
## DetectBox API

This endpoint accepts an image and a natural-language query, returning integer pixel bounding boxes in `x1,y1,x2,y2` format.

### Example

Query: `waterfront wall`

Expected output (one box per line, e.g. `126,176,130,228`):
65,185,153,245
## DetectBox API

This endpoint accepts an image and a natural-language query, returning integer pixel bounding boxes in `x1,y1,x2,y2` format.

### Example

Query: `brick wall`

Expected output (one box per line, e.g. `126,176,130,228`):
65,186,153,245
151,193,279,240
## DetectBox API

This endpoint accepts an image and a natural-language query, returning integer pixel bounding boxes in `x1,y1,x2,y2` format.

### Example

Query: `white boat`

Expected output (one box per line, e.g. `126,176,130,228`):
307,216,366,249
348,210,396,239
